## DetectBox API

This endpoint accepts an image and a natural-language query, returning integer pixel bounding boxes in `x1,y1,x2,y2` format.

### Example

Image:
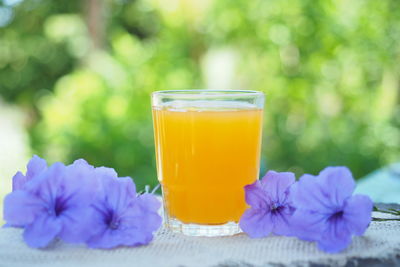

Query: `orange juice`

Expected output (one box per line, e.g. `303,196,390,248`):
153,101,263,225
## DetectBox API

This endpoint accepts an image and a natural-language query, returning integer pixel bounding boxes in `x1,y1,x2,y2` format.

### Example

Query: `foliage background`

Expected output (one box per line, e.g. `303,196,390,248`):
0,0,399,190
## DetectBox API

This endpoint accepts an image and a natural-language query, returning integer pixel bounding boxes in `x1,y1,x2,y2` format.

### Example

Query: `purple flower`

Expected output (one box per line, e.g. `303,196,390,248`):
239,171,296,237
4,155,162,250
12,155,47,191
290,167,373,253
3,160,99,248
85,168,162,249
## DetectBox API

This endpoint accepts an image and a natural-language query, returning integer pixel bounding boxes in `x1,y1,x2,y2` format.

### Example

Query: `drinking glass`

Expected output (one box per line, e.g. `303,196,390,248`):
152,90,264,236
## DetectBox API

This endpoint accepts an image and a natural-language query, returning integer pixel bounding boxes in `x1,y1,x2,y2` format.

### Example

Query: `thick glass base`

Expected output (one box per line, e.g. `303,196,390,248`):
166,217,242,237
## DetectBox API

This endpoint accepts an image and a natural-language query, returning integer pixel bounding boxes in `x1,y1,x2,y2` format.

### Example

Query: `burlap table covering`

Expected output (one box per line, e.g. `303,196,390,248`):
0,210,399,267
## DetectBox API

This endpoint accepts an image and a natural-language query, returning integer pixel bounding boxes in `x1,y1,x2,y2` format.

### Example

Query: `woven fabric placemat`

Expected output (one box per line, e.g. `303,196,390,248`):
0,210,399,267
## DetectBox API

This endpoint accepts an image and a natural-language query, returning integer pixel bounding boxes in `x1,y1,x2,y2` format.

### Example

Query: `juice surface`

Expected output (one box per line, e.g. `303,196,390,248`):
153,101,263,224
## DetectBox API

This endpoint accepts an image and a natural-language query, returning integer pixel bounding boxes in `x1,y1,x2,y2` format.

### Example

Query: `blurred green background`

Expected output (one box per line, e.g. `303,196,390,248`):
0,0,399,195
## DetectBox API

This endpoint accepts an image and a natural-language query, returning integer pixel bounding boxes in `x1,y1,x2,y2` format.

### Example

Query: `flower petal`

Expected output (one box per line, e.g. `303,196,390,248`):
23,214,62,248
244,181,269,208
58,207,96,243
239,208,273,238
63,162,99,207
318,167,356,207
87,201,153,249
87,229,119,249
95,166,118,179
70,159,91,167
260,171,295,203
290,174,333,212
87,226,149,249
3,191,43,226
12,171,27,191
131,198,162,237
137,193,161,212
26,155,47,180
119,177,136,198
82,206,109,247
271,206,294,236
290,209,327,241
66,160,98,186
343,194,373,236
317,216,352,253
25,162,66,199
121,211,160,245
99,176,136,213
140,212,162,240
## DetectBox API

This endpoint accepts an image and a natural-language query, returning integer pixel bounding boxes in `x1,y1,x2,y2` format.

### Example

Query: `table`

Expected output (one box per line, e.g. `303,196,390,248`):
0,204,399,267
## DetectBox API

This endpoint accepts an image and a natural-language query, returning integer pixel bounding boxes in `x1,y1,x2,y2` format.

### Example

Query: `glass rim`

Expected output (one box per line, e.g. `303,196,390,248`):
152,89,264,98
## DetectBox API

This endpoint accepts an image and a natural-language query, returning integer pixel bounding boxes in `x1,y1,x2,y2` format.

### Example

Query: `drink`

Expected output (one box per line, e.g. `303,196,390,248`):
152,91,264,236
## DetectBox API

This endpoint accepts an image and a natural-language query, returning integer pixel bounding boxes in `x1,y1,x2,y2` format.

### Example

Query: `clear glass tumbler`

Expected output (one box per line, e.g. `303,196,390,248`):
152,90,264,236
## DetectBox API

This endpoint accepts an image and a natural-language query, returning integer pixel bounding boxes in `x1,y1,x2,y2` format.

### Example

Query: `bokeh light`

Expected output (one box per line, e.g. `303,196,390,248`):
0,0,399,193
